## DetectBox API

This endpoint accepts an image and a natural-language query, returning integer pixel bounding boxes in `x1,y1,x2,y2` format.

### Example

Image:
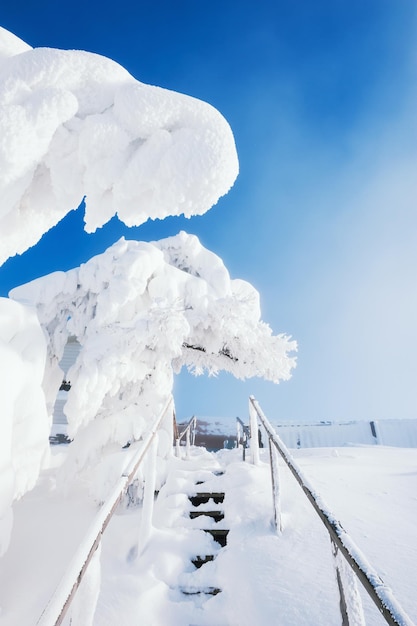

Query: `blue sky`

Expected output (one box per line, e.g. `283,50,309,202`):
1,1,416,423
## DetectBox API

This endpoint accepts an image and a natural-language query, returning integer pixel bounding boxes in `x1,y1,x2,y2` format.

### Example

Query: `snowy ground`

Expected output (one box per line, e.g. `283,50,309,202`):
1,444,416,625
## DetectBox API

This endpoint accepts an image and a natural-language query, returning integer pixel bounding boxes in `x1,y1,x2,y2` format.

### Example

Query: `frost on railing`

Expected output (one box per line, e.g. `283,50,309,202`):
248,396,416,626
174,415,197,460
36,396,174,626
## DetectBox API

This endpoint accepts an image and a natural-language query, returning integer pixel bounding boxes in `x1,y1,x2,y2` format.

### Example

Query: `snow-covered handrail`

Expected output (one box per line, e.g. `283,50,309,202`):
249,396,416,626
175,415,197,459
36,395,174,626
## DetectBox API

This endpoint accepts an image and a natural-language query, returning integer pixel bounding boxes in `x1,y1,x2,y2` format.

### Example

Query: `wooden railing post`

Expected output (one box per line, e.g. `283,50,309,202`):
185,426,191,459
331,539,366,626
268,436,282,533
249,396,260,465
136,434,158,556
236,417,250,461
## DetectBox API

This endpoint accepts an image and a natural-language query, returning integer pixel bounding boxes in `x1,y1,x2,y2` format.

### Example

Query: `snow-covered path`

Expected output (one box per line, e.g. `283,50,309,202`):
0,445,416,625
94,446,392,626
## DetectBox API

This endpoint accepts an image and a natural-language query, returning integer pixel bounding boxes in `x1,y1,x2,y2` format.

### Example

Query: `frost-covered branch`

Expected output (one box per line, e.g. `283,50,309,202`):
11,233,296,480
0,26,238,265
182,342,238,362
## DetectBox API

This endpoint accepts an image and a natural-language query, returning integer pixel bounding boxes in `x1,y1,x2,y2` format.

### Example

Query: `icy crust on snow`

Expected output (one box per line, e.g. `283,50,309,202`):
0,26,239,265
0,298,49,556
11,232,296,479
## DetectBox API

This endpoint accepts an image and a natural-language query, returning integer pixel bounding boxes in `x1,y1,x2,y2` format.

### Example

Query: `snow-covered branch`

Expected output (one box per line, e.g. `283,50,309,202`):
11,233,296,479
0,26,238,265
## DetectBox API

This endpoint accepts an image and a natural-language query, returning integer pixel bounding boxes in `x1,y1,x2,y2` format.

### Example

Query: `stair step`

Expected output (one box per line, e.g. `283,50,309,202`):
189,492,225,506
180,586,221,597
189,510,224,522
191,555,215,569
203,529,229,547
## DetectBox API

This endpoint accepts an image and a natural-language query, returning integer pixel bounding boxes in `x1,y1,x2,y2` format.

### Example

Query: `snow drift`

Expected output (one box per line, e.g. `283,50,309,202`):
0,26,238,265
11,232,296,486
0,298,49,556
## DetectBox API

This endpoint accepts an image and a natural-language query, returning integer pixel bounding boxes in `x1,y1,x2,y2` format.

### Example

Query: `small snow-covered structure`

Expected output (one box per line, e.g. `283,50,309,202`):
11,232,296,486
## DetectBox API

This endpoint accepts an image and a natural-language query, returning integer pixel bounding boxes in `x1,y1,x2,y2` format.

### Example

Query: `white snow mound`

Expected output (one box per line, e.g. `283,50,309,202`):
0,27,239,265
0,297,49,556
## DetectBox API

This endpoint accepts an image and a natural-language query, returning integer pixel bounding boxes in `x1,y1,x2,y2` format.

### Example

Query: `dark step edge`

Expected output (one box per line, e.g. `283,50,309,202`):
189,510,224,520
191,555,215,568
180,586,222,596
203,529,229,547
189,493,225,506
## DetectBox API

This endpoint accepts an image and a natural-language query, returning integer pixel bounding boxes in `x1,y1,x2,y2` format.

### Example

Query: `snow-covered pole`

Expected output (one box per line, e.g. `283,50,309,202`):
191,415,197,446
268,438,282,534
173,409,182,458
137,434,158,555
185,426,191,459
370,420,382,445
249,396,416,626
185,415,197,454
249,398,260,465
331,538,366,626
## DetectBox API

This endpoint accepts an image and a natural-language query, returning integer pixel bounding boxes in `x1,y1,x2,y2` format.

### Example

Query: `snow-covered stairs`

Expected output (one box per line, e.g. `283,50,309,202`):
180,486,228,600
151,448,231,625
94,447,236,625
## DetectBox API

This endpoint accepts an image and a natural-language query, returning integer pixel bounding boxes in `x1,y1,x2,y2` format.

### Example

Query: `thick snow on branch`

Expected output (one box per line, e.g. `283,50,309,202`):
0,27,238,265
0,298,49,555
11,232,296,477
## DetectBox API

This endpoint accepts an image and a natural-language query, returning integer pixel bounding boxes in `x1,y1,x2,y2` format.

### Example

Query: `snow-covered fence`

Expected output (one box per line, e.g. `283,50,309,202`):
36,396,174,626
376,419,417,447
249,396,416,626
273,418,417,449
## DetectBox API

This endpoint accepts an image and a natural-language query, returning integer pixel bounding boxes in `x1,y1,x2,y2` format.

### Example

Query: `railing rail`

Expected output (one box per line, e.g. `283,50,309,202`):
37,395,174,626
174,414,197,459
249,395,415,626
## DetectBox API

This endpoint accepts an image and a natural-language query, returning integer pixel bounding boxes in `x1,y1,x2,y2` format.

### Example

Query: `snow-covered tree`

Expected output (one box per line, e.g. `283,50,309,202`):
1,25,295,509
11,232,296,487
0,26,238,266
